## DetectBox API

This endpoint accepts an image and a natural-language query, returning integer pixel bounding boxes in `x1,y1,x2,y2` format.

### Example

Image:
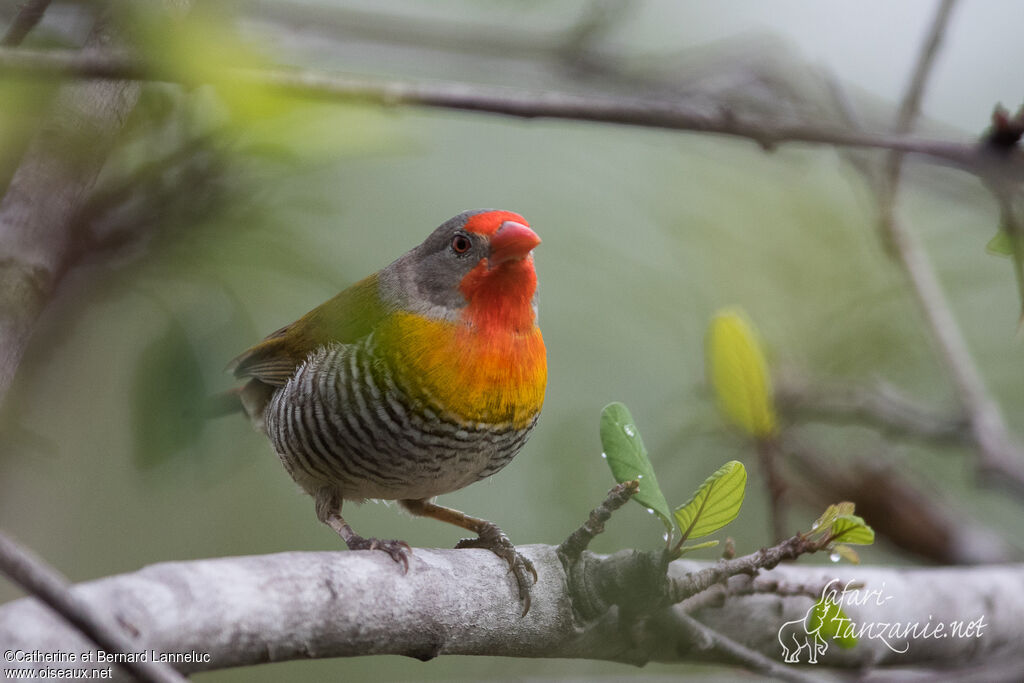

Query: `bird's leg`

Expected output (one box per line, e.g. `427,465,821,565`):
400,498,537,614
315,487,411,572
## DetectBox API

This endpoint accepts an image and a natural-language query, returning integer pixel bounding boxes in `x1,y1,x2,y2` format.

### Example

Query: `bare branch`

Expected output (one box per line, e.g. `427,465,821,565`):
0,531,186,683
846,0,1024,498
757,440,788,542
0,0,53,47
679,573,833,614
1,47,1022,182
665,611,831,683
895,0,959,134
784,443,1019,565
668,533,821,604
558,480,639,560
775,374,970,444
0,20,140,409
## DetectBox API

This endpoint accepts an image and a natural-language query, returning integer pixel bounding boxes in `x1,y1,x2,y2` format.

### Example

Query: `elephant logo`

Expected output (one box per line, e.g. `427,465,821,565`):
777,600,831,664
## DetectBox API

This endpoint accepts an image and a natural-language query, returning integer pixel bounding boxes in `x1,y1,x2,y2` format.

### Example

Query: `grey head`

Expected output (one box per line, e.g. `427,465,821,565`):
377,209,540,322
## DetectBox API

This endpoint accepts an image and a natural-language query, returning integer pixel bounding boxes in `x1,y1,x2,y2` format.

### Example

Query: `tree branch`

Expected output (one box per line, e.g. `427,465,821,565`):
0,531,186,683
0,0,158,413
665,611,831,683
775,374,970,444
0,0,53,47
2,547,1020,678
783,443,1019,565
864,0,1024,498
1,47,1022,182
557,480,639,560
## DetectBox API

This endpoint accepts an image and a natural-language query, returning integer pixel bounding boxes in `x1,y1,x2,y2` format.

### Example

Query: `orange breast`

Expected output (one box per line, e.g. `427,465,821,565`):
377,311,546,429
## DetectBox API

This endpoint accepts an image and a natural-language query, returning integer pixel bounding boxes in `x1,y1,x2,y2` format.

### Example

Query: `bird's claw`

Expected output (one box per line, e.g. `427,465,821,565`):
347,536,412,573
456,523,536,616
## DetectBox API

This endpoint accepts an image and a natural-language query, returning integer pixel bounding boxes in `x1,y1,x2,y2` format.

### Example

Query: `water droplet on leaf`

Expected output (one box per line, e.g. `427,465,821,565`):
600,452,607,459
647,508,655,514
623,424,636,438
636,474,643,479
829,551,841,563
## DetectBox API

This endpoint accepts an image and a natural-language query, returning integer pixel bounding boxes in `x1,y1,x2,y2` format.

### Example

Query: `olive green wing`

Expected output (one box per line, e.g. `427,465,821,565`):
228,273,387,386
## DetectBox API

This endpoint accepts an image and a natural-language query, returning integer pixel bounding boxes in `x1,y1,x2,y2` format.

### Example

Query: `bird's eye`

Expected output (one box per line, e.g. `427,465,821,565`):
451,234,472,254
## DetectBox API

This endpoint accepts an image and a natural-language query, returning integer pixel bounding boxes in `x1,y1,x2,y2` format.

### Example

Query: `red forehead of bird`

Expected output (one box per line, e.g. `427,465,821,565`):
463,210,530,236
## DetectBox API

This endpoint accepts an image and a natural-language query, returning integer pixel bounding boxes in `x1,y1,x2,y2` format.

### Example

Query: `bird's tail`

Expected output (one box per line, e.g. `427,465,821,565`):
203,387,246,418
204,380,275,433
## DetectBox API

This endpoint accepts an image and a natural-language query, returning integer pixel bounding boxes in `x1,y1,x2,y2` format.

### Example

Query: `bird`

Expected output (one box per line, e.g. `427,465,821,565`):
227,209,546,612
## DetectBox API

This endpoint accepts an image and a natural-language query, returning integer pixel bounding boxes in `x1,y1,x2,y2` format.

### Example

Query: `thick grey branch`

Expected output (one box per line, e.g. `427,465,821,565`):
2,547,1021,678
0,16,141,410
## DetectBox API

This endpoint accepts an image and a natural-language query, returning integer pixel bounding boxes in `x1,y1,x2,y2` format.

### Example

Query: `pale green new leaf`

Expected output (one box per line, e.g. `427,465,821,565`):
833,544,861,564
672,460,747,541
831,514,875,545
600,403,673,532
812,501,855,534
987,230,1014,256
706,309,777,439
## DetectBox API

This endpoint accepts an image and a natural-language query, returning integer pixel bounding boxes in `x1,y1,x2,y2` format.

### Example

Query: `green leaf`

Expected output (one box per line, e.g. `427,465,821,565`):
674,540,720,557
831,514,875,545
832,544,861,564
706,309,777,439
672,460,747,541
812,501,855,535
600,402,673,532
987,230,1014,257
812,597,858,649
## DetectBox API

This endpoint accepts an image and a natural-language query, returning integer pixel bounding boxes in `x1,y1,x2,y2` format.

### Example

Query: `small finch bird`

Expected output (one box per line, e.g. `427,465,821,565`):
228,209,546,611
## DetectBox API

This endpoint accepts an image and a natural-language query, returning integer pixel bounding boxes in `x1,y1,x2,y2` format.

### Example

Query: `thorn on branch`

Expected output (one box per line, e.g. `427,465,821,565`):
558,480,639,561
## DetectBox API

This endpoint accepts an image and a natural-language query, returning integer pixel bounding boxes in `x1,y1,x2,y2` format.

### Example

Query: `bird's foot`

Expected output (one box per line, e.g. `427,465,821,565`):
456,522,537,615
345,535,412,573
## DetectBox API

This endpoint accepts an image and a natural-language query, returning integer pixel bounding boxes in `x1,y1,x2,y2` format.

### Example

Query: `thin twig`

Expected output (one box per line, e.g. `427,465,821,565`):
896,0,958,135
0,0,53,47
0,530,187,683
878,0,959,246
558,480,639,560
1,47,1022,181
869,0,1024,497
775,374,970,444
668,533,821,604
667,610,832,683
680,573,835,614
757,440,787,542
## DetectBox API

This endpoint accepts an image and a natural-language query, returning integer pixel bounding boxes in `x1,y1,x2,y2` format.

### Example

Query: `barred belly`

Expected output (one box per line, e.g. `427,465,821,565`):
264,337,537,501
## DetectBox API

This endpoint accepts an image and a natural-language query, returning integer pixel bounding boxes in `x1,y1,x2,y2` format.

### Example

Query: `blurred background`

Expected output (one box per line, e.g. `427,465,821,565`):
2,0,1024,679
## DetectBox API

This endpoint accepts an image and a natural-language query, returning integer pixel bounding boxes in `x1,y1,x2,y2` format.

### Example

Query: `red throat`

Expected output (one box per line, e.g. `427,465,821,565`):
459,257,538,333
